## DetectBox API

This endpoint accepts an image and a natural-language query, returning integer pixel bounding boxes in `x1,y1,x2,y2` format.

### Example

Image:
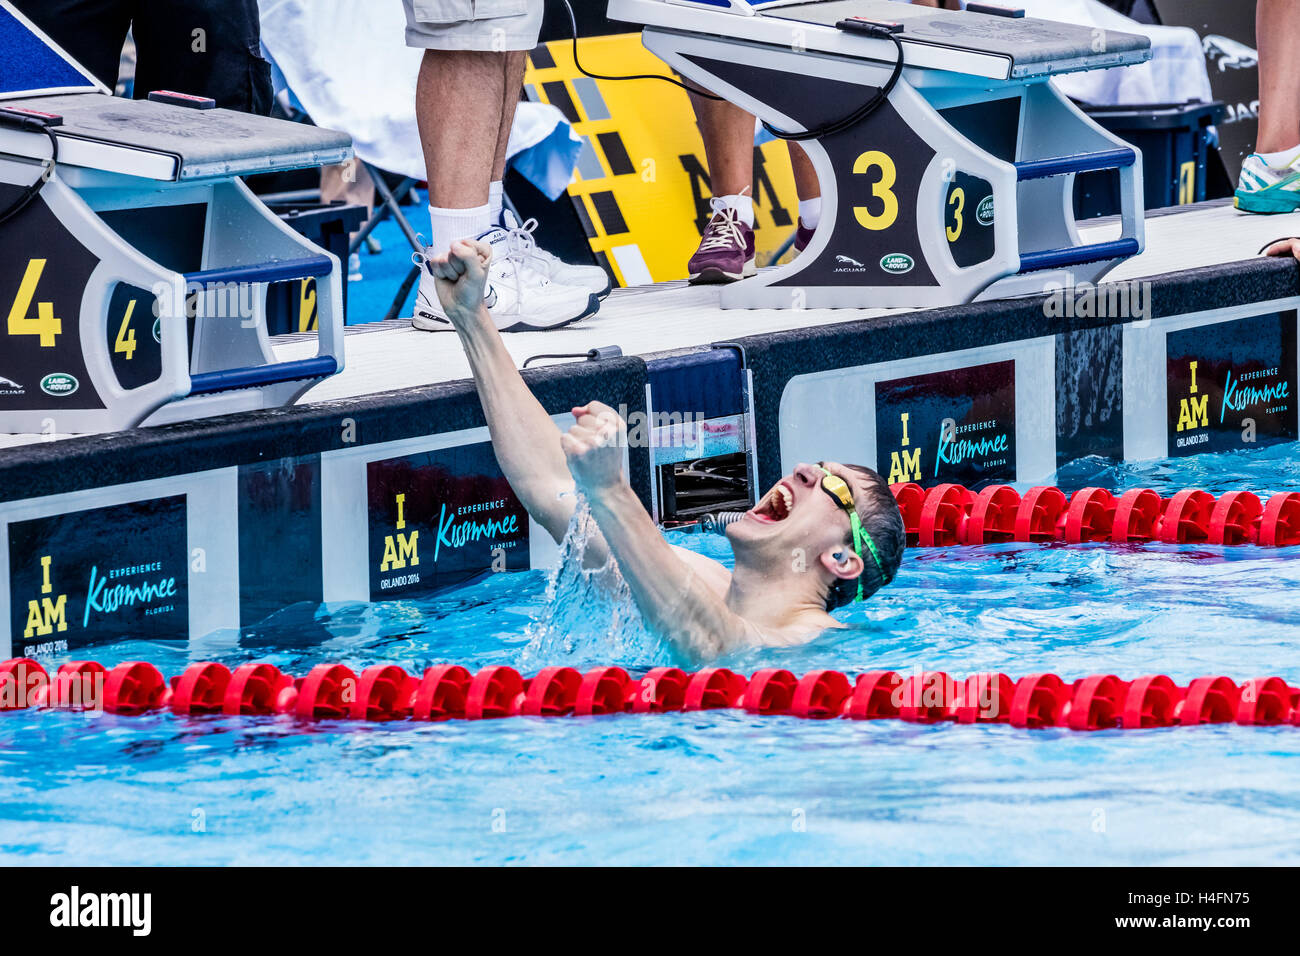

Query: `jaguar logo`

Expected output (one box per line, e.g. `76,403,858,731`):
1203,35,1258,72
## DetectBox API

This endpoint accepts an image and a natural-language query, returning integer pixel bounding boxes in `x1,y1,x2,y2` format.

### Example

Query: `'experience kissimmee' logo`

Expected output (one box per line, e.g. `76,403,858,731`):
876,360,1017,488
373,490,524,595
433,499,520,562
84,561,178,626
934,418,1011,478
1166,313,1298,456
8,496,189,655
1220,367,1291,422
20,559,180,654
367,443,530,599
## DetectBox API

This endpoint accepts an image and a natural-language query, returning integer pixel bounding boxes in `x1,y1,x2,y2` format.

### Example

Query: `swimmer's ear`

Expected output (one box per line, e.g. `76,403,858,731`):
820,548,863,582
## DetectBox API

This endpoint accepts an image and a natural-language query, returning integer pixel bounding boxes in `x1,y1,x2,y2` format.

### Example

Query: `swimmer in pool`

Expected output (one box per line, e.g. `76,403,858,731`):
425,239,905,659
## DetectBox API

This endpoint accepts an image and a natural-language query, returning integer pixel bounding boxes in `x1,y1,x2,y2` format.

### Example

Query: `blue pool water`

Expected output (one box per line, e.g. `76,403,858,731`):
4,444,1300,865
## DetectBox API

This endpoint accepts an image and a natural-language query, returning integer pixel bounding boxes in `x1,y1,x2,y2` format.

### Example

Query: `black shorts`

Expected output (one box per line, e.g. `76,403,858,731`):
12,0,273,115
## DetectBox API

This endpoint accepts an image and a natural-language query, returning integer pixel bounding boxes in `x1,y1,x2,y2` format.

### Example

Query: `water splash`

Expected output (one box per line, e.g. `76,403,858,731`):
520,493,674,670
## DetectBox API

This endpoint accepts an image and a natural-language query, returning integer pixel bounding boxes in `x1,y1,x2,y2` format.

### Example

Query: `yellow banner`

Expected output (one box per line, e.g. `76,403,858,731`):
525,33,804,287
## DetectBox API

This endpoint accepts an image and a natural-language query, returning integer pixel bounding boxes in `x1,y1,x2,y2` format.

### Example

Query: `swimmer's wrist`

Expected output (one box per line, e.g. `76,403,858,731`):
450,302,496,339
584,477,634,509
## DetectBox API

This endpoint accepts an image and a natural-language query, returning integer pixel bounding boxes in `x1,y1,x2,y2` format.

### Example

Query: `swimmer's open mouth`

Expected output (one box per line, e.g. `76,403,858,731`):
749,480,794,523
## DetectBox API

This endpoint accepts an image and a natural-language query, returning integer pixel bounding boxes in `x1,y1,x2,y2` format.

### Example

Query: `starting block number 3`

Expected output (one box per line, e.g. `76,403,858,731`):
853,149,975,246
853,150,899,232
7,258,62,347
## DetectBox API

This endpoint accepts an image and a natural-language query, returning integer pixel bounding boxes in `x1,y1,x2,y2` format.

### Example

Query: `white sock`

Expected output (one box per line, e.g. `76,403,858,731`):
798,197,822,230
718,193,754,228
427,203,491,257
489,180,504,224
1258,145,1300,169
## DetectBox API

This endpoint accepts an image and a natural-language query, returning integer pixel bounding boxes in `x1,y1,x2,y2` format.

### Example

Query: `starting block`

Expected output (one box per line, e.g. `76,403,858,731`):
608,0,1152,309
0,1,352,434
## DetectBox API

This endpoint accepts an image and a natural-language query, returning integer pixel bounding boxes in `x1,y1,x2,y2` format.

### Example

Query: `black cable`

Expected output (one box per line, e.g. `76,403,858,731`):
523,346,622,368
0,124,58,228
761,28,906,141
523,352,589,368
556,0,905,137
557,0,724,101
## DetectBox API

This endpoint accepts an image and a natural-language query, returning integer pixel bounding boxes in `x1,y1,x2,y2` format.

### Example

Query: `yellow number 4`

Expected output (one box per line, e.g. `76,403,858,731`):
115,299,137,360
7,258,62,347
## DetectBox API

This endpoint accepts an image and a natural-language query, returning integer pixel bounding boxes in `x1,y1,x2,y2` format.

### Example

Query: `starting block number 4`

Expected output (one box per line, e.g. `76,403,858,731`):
7,259,62,348
114,299,137,359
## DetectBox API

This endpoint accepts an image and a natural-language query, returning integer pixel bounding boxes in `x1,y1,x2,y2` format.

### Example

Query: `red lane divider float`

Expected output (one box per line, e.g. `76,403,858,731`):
890,482,1300,549
4,658,1299,733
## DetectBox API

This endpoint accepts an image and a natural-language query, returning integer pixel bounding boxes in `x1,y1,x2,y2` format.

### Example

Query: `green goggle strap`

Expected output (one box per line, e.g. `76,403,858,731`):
819,466,891,603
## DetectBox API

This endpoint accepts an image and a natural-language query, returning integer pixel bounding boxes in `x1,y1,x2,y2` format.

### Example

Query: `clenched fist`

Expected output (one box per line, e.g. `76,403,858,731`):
561,401,627,494
425,237,493,327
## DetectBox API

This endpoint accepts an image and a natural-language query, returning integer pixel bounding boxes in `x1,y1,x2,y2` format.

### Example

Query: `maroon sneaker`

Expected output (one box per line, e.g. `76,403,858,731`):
793,217,816,253
688,202,756,284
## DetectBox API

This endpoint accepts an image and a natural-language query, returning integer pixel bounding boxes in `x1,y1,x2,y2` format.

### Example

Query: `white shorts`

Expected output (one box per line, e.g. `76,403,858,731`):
403,0,544,51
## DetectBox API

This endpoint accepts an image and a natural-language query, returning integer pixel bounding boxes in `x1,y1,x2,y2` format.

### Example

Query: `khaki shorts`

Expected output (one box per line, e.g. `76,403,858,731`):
403,0,544,51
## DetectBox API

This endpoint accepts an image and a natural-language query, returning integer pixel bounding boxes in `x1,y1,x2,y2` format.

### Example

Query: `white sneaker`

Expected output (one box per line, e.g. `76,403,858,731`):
502,211,613,299
410,227,599,333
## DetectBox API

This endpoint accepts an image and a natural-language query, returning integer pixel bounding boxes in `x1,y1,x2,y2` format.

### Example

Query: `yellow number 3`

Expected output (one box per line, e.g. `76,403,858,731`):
7,258,62,347
853,150,899,232
947,187,965,242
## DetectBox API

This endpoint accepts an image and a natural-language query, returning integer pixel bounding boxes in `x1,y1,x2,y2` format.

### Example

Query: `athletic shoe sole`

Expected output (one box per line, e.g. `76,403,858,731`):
413,293,600,334
1235,189,1300,215
499,293,602,332
687,259,757,285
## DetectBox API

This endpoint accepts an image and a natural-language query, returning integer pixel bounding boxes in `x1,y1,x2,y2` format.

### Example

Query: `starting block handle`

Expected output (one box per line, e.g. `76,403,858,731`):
1015,147,1136,181
184,254,333,286
181,245,342,398
1018,238,1141,274
188,356,340,395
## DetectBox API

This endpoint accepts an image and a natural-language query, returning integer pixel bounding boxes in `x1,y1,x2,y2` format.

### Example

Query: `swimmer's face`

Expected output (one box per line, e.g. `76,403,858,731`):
728,461,863,569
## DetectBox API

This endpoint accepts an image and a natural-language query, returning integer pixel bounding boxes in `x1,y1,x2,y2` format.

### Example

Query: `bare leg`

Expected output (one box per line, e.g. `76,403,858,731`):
494,50,528,182
689,83,755,197
417,50,504,208
788,142,821,202
1256,0,1300,154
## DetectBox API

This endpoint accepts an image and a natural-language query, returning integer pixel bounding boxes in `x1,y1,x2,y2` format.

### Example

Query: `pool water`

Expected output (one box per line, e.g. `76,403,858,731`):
3,444,1300,865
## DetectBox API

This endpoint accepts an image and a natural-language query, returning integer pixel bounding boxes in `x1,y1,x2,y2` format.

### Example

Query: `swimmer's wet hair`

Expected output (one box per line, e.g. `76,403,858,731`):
826,464,905,612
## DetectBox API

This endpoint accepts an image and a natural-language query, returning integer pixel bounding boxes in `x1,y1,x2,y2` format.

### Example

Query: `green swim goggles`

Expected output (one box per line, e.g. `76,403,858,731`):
817,463,891,602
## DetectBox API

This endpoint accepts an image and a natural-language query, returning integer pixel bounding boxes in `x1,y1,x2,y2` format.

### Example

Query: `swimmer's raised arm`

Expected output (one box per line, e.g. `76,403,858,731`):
429,240,593,550
562,401,752,659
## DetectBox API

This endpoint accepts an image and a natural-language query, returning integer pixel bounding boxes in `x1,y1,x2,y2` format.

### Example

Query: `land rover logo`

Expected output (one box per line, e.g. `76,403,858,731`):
153,317,162,343
40,373,79,397
976,195,995,226
880,253,914,275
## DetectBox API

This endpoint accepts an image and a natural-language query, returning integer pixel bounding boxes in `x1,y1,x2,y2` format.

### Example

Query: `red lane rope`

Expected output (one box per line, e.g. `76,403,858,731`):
891,483,1300,549
3,658,1298,732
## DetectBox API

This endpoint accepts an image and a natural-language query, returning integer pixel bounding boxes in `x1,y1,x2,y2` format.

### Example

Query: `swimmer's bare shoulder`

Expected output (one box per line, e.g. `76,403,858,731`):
670,544,843,648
